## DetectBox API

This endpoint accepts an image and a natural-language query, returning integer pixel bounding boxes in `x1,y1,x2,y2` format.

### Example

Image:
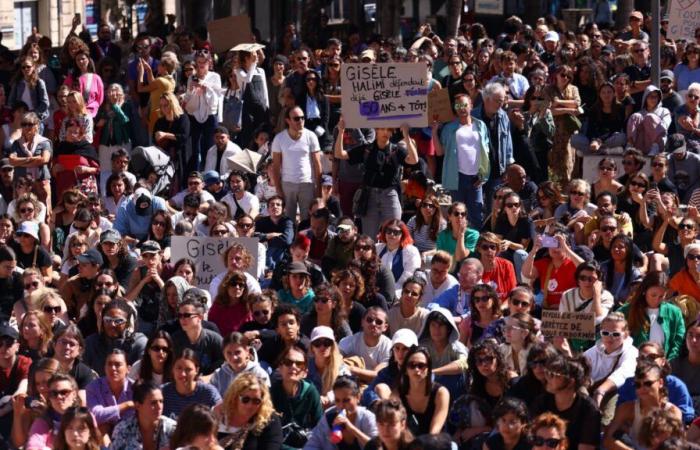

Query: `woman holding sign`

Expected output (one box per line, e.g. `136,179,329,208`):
334,117,419,239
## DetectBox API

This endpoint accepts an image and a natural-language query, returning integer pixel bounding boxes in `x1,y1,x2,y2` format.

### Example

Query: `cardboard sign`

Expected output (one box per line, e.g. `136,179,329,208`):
540,310,596,340
428,88,455,124
475,0,504,15
667,0,700,40
207,15,253,54
341,63,428,128
171,236,258,289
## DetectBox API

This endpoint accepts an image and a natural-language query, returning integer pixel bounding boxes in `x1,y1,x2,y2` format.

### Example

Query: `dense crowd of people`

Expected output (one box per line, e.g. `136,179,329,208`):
0,5,698,450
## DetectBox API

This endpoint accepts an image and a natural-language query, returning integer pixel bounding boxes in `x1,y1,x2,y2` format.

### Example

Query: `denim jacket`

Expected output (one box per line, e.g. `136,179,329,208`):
439,118,491,191
471,105,514,177
8,78,50,121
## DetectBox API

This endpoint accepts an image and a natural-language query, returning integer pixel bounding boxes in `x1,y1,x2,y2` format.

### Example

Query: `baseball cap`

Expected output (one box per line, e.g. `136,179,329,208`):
544,31,559,43
668,133,687,154
141,240,162,255
203,170,221,187
629,10,643,20
310,326,335,343
16,221,39,241
100,229,122,244
0,324,18,340
337,223,353,233
77,248,104,266
321,174,333,186
391,329,418,348
188,171,203,181
287,261,311,276
133,187,152,200
0,158,11,169
361,49,376,61
660,70,675,82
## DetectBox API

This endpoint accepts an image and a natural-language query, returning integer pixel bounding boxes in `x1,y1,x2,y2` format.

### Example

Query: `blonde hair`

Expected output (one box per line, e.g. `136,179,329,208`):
569,178,591,196
601,311,629,331
66,91,88,116
159,52,179,75
31,288,67,315
222,372,275,434
319,341,344,396
160,92,183,117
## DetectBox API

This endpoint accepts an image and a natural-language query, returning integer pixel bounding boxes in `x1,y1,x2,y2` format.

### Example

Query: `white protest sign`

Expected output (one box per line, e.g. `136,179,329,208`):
668,0,700,40
341,63,428,128
171,236,258,289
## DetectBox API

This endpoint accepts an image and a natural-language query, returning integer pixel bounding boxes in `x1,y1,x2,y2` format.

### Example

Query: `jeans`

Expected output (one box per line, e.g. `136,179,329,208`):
189,114,217,171
361,187,402,238
451,173,484,227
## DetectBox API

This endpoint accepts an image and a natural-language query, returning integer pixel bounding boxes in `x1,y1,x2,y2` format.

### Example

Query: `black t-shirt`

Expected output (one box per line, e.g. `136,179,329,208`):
0,272,23,319
483,113,500,179
69,361,98,389
347,142,407,190
10,241,51,270
593,242,645,266
171,328,223,376
624,64,652,109
532,392,601,448
494,215,533,244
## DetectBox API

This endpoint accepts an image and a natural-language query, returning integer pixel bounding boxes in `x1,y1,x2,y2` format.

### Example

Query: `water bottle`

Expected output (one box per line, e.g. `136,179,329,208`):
329,409,346,444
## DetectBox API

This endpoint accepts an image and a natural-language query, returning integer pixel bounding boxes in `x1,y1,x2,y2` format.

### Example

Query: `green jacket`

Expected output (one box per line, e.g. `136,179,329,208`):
618,301,686,360
98,103,131,146
270,379,323,450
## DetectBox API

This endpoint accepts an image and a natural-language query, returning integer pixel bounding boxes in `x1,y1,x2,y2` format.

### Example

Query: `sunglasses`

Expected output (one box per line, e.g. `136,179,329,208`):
0,336,15,348
622,159,635,166
355,245,372,251
687,254,700,261
236,223,254,229
480,244,497,251
634,379,658,389
290,116,305,122
601,330,623,338
599,166,615,172
24,281,39,290
600,226,617,233
305,78,318,83
421,203,436,210
253,309,270,317
328,63,340,68
43,305,61,314
312,338,334,348
505,202,520,208
651,162,666,168
239,395,262,405
544,369,566,378
578,275,597,283
570,190,586,197
365,317,385,326
629,181,647,188
178,312,199,320
452,211,467,217
152,221,166,228
150,345,169,353
511,299,530,308
679,223,696,230
228,281,245,289
21,122,36,128
476,355,495,365
282,359,305,369
688,94,700,100
385,228,402,236
473,295,491,303
408,362,428,370
530,436,562,448
104,316,127,326
50,389,73,399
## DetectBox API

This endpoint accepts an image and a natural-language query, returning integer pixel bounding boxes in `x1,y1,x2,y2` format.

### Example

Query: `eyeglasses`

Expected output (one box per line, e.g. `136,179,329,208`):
600,226,617,233
687,254,700,261
511,299,530,308
43,305,61,314
402,288,421,298
290,116,305,122
355,245,372,252
475,355,495,365
150,345,169,353
178,312,199,320
50,389,73,399
480,244,497,251
473,295,491,303
570,191,586,197
634,379,659,389
104,316,127,326
314,296,331,304
578,275,597,283
452,211,467,217
385,228,402,237
680,223,696,230
365,317,385,326
421,203,436,210
454,103,470,110
239,395,262,405
312,338,334,348
282,359,305,369
24,281,39,290
530,436,562,448
601,330,623,338
505,202,520,208
408,362,429,370
629,181,647,188
152,221,166,228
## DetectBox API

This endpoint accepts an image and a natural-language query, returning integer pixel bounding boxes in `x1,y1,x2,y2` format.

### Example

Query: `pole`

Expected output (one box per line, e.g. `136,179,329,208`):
651,0,660,86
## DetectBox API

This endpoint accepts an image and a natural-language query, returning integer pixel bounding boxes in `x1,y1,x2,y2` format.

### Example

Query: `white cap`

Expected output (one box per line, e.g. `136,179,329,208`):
310,326,335,343
134,187,152,199
544,31,559,43
391,329,418,348
16,221,39,241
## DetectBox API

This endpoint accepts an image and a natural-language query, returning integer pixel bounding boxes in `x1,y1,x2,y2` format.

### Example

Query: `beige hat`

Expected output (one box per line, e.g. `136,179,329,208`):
629,11,643,20
360,49,376,61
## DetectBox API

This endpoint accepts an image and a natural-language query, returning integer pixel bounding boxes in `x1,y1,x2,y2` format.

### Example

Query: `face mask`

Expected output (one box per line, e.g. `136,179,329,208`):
135,194,151,215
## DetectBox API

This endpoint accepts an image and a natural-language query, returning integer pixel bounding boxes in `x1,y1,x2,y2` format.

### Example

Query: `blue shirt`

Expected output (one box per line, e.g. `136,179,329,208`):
617,374,694,424
431,285,470,317
113,195,168,241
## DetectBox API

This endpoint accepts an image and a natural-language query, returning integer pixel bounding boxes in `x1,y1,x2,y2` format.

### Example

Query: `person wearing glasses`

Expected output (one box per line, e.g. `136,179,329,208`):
338,307,391,382
322,216,358,276
432,94,491,226
482,397,530,450
436,202,479,265
8,56,49,125
270,343,322,447
9,221,52,284
59,248,103,320
9,111,52,209
407,193,446,257
375,220,421,295
296,69,330,151
25,373,80,450
83,298,148,376
527,412,568,450
604,360,682,450
675,82,700,153
209,271,251,337
387,277,429,336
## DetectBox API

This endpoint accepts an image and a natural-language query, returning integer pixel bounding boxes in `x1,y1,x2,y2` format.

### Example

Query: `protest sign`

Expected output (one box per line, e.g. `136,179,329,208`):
428,88,455,124
667,0,700,40
341,63,428,128
171,236,258,289
540,310,596,340
208,15,253,53
475,0,504,15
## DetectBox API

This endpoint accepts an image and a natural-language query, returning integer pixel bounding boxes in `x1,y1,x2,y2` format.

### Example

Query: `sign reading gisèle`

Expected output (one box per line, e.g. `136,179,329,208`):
540,310,596,340
667,0,700,41
171,236,258,289
341,63,428,128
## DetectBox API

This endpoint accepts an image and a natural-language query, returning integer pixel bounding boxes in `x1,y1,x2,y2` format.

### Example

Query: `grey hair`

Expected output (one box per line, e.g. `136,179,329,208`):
688,82,700,97
460,257,484,274
107,83,124,95
482,82,506,101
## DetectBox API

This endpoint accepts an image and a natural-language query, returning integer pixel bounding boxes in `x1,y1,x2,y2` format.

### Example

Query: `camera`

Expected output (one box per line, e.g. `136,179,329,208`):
541,235,559,248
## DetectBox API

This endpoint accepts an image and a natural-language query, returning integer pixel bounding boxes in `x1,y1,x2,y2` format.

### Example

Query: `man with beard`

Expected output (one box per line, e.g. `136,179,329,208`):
114,187,168,244
668,134,700,202
203,126,241,179
90,24,122,64
60,248,103,321
322,216,358,276
660,70,683,122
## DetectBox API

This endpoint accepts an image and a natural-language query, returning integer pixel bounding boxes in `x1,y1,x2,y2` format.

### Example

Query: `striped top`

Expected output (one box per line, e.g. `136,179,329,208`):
407,215,447,253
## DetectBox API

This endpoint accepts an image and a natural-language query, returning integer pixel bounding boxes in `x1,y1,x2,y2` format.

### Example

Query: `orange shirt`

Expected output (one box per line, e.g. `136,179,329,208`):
669,269,700,302
534,257,578,309
482,257,517,303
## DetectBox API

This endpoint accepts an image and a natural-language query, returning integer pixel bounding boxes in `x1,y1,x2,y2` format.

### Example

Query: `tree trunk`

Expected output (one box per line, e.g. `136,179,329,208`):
446,0,462,37
616,0,635,29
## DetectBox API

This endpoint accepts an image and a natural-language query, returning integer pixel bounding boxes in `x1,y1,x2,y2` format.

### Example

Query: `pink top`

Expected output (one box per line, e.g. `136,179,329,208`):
26,417,54,450
63,72,104,118
208,301,252,337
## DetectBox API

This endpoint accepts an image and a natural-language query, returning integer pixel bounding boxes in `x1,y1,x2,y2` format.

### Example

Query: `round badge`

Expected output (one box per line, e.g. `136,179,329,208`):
548,279,558,292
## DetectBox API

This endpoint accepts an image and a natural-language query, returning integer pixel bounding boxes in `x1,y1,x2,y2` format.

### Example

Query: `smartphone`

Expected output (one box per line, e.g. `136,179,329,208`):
74,13,81,22
649,181,658,190
541,235,559,248
679,205,689,216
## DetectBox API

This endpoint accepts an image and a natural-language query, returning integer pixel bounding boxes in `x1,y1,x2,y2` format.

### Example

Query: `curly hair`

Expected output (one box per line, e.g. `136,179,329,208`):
331,267,365,302
222,372,276,434
638,408,684,448
215,270,249,307
530,412,569,450
222,243,253,271
468,340,510,398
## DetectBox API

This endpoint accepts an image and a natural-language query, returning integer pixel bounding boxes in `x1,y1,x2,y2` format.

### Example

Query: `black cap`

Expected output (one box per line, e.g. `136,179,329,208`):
0,158,11,169
77,248,104,266
0,324,18,340
668,133,687,154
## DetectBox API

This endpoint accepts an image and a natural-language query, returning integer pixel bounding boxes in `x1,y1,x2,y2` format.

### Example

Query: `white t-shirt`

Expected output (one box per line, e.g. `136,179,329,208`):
221,191,260,219
647,307,666,347
271,129,320,183
338,332,392,370
455,123,480,176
